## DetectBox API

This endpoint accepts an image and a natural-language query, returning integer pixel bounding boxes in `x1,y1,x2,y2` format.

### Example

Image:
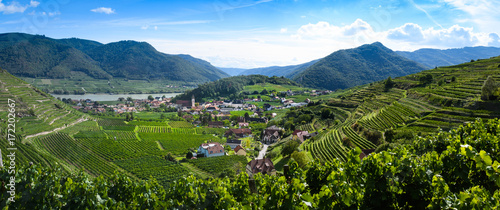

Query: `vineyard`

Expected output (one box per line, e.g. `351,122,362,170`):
34,133,120,176
114,156,190,185
2,119,499,209
139,133,223,155
188,155,248,177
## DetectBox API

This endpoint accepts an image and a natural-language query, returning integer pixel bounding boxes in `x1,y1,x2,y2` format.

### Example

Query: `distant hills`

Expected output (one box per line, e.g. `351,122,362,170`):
219,44,500,91
397,46,500,68
0,33,228,83
291,42,427,90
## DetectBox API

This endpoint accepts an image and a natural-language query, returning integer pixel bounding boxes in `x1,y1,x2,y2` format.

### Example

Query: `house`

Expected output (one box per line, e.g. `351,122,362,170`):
246,158,276,177
225,128,252,138
261,125,282,144
292,130,309,143
198,142,225,158
226,139,242,149
234,145,246,156
208,121,224,128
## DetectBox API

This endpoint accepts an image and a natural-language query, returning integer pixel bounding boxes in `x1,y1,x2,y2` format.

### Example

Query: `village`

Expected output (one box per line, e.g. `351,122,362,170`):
58,89,331,176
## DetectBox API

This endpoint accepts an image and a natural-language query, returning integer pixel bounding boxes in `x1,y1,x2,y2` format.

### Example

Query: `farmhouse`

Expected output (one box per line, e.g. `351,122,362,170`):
198,142,225,158
292,130,309,143
234,145,246,156
225,128,252,138
261,125,282,144
246,158,276,177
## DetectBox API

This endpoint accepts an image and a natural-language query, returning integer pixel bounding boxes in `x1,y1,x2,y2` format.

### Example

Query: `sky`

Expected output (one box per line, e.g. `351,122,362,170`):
1,0,500,68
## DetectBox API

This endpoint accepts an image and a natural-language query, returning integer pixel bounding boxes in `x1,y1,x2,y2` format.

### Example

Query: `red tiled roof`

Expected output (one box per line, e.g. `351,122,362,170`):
247,158,275,174
234,145,245,153
200,142,224,154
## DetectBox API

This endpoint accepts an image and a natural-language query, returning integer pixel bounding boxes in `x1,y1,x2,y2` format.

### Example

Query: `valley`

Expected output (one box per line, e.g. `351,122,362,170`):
1,54,500,207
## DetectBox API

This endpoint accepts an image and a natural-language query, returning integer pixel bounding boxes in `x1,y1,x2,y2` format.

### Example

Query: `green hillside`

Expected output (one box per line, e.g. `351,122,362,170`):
0,33,229,93
0,33,111,79
293,42,427,90
174,74,302,102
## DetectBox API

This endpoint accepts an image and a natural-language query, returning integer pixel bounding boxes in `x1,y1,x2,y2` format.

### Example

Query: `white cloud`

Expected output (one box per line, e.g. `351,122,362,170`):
0,0,39,14
442,0,500,34
387,23,425,42
154,26,158,30
91,7,115,14
280,28,287,33
142,19,498,68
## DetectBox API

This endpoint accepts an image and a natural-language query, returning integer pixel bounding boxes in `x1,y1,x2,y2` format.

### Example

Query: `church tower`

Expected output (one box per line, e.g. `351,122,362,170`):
191,95,195,107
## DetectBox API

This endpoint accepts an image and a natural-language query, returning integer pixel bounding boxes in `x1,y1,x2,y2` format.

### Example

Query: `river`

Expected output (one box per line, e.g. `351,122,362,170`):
50,93,181,101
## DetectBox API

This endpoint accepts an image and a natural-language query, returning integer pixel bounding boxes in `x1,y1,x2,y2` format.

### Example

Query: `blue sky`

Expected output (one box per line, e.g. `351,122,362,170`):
1,0,500,68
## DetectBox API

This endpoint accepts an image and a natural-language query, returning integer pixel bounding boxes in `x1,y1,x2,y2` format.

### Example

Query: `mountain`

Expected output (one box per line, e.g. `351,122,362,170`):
217,67,248,76
0,33,112,79
238,59,319,78
175,54,229,80
293,42,427,90
397,46,500,68
87,41,229,82
0,32,228,83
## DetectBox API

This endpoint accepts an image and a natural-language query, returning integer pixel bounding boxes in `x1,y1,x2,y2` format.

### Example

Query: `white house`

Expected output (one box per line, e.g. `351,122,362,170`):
198,142,225,157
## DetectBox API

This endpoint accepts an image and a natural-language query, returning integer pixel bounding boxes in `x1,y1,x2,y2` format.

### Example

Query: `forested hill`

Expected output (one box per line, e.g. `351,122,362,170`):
397,46,500,68
0,33,228,82
292,42,427,90
174,75,300,102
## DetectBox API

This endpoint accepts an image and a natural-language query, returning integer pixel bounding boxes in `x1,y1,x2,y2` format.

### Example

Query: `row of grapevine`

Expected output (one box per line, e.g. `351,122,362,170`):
341,126,376,149
306,129,348,162
138,126,172,133
139,133,222,155
34,133,119,176
114,156,190,185
168,121,194,128
75,137,139,160
104,130,138,140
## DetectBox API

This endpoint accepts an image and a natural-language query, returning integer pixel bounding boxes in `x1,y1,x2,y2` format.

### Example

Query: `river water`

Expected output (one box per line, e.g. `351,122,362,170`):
51,93,181,101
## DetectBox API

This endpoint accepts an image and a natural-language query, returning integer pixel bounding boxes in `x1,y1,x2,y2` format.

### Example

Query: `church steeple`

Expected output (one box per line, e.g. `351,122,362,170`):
191,95,195,107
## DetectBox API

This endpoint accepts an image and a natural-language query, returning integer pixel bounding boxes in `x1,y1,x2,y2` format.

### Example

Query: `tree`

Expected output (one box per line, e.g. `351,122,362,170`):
126,97,133,102
281,139,300,157
260,89,268,95
118,97,125,102
148,95,154,101
481,76,498,100
244,112,250,119
419,73,433,85
321,108,332,119
186,151,193,159
384,76,395,91
291,151,310,169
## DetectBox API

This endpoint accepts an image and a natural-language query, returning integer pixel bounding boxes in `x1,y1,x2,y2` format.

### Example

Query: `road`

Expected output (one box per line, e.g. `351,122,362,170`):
257,144,269,159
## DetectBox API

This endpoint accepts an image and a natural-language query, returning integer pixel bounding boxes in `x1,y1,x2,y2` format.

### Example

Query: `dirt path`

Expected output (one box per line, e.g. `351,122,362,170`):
25,117,87,139
49,111,71,125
